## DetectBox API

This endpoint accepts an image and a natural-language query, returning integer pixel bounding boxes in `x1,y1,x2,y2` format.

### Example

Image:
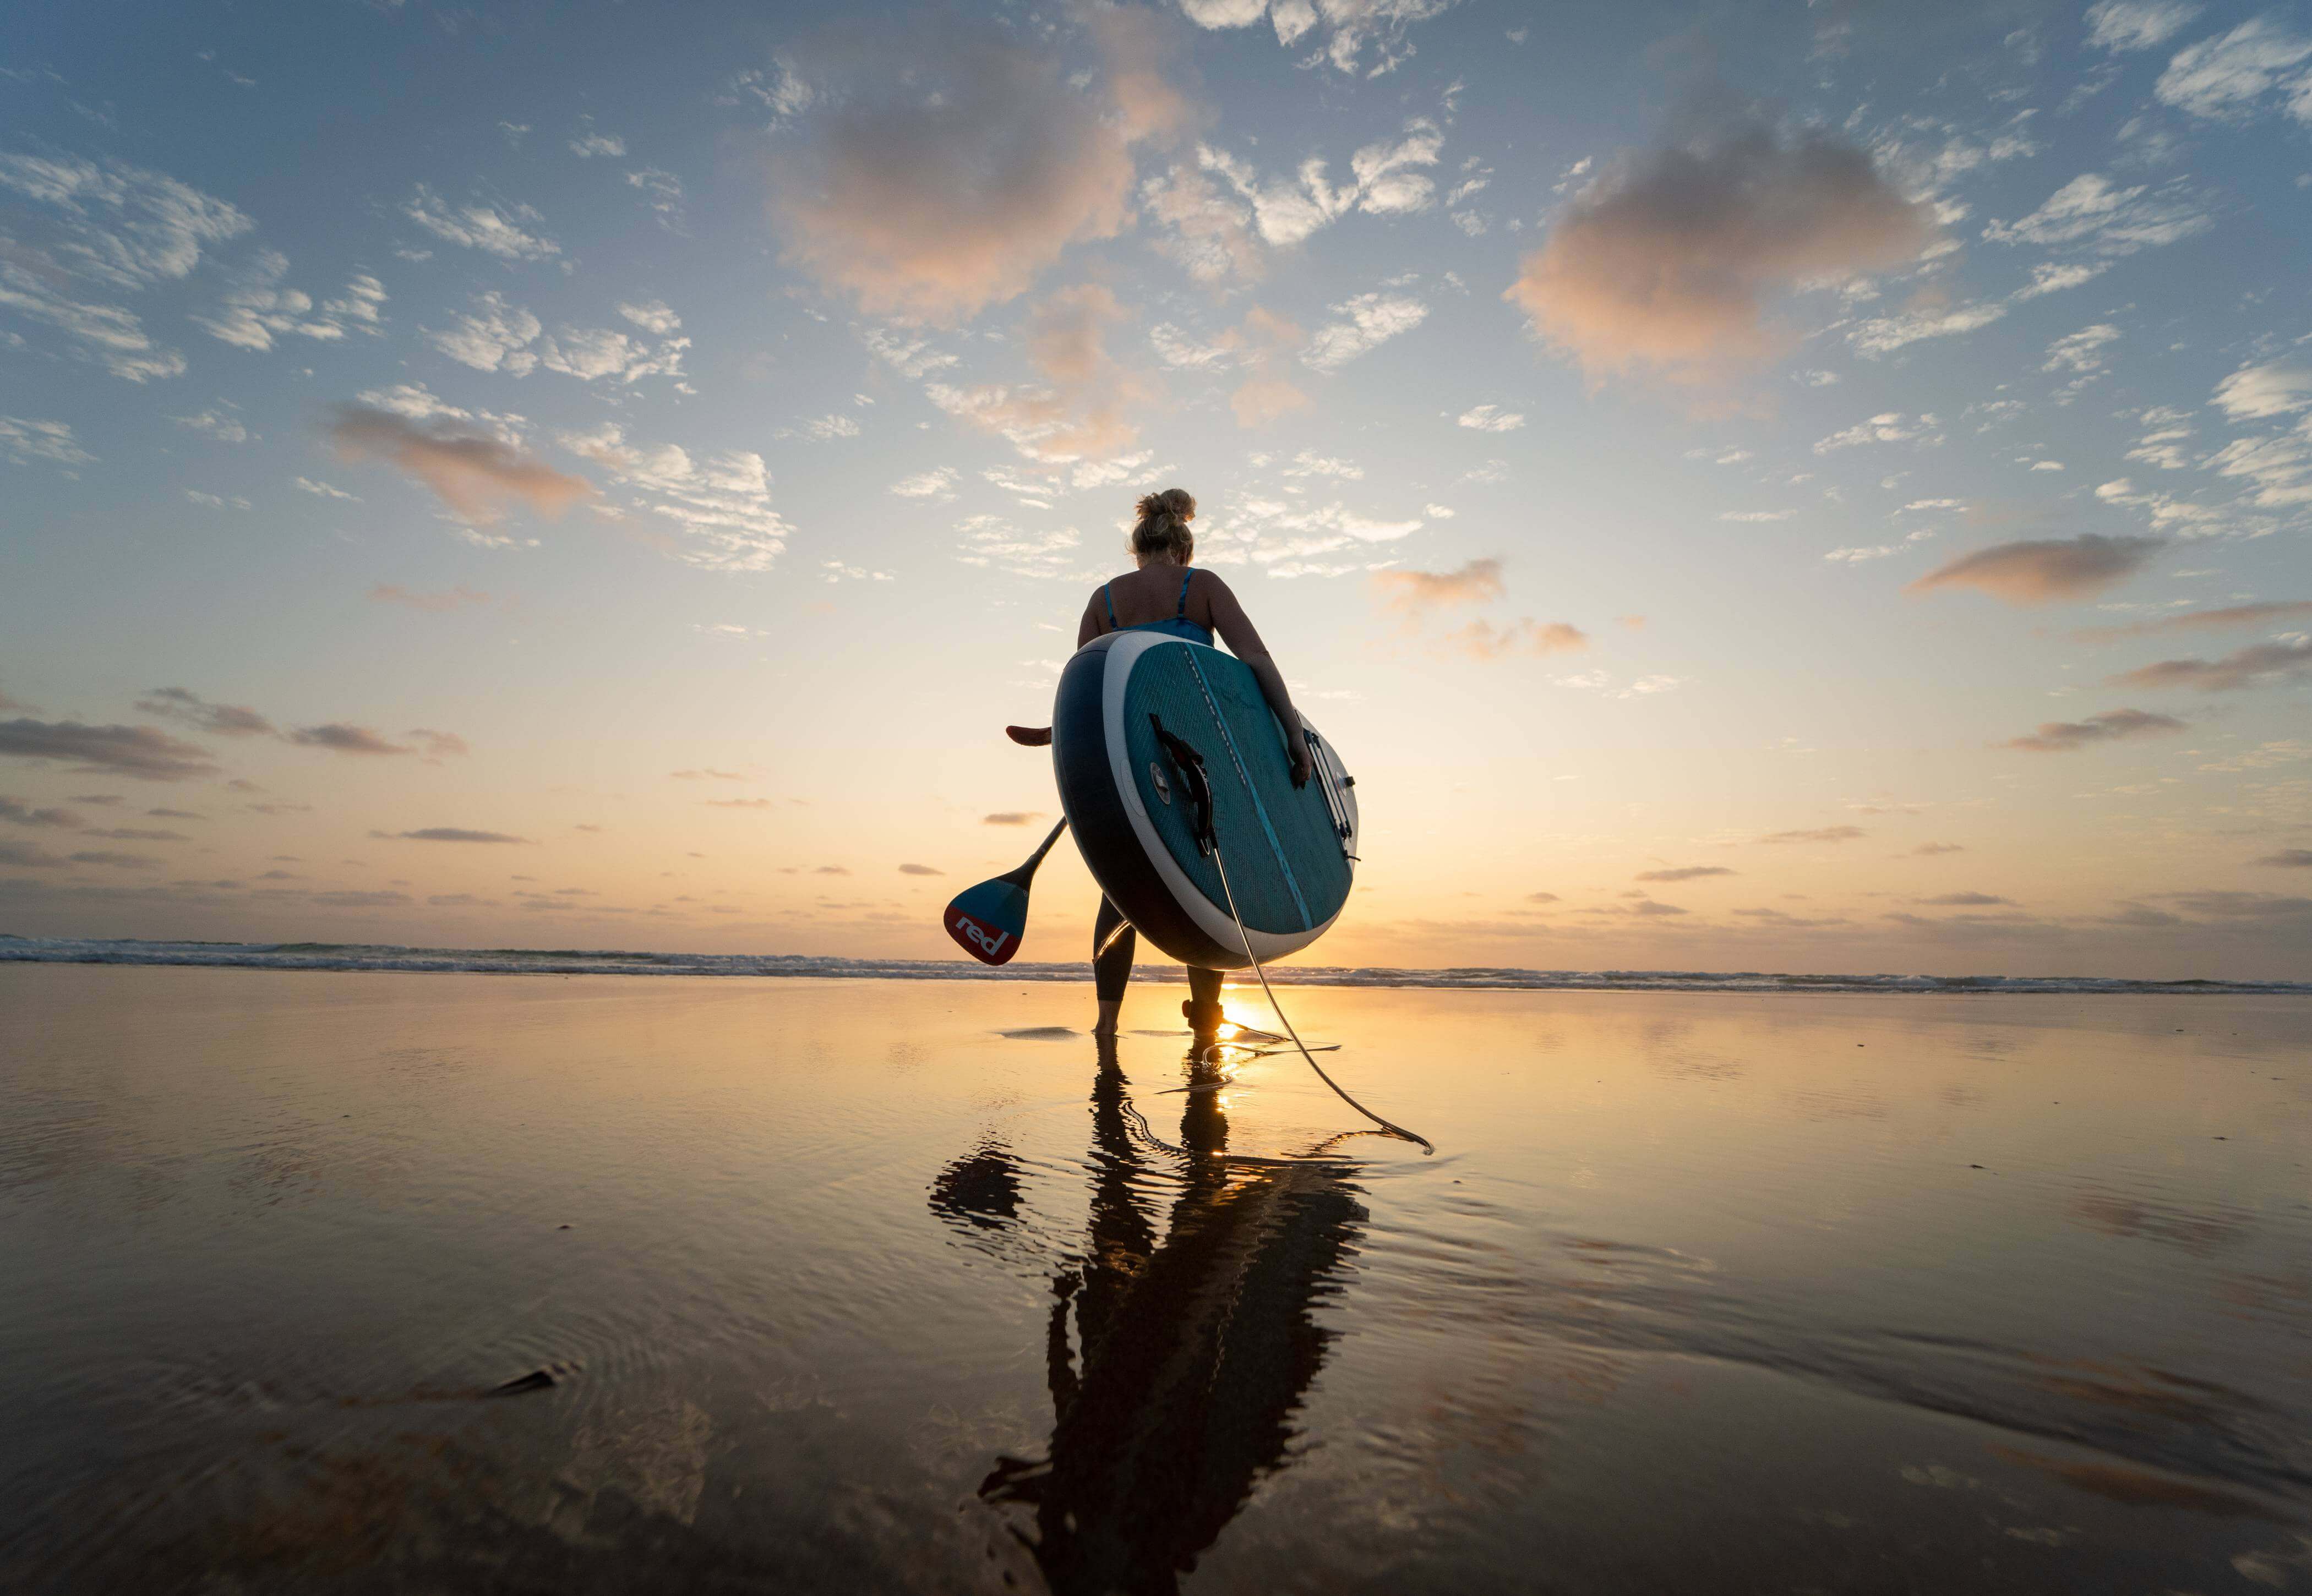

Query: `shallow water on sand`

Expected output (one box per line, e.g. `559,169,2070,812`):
4,965,2310,1594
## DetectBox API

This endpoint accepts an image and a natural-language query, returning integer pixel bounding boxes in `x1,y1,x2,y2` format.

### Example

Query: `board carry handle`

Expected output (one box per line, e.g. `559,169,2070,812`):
1148,713,1217,857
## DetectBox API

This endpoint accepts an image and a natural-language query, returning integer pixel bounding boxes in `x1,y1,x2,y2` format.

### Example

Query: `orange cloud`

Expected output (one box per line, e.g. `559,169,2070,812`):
1506,116,1933,387
768,15,1189,324
330,407,593,522
1372,558,1504,616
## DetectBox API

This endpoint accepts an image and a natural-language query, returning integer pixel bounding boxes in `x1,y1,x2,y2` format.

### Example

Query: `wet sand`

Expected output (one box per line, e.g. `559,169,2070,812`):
3,963,2309,1593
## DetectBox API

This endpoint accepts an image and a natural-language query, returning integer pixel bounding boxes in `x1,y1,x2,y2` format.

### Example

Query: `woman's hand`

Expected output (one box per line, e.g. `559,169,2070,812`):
1288,731,1313,789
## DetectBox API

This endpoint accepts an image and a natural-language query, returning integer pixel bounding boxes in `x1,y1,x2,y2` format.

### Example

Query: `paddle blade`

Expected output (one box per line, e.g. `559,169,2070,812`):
945,877,1030,965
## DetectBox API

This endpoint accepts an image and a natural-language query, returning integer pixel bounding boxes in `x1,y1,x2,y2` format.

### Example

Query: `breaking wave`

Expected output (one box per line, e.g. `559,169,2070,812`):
2,936,2305,996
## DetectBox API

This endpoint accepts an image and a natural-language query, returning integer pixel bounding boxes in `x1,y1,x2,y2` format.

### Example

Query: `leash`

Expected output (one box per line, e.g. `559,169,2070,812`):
1150,713,1433,1156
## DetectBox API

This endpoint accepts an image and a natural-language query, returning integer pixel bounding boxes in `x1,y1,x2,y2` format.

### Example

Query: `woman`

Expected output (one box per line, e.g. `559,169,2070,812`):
1022,488,1311,1041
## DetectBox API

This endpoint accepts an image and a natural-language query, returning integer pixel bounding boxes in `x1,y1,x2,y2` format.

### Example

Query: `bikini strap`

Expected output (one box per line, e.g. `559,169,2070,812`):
1176,569,1193,619
1103,584,1117,629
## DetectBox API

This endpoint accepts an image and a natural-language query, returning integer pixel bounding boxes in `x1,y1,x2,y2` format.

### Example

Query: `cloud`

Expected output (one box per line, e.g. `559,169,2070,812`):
983,811,1045,825
619,299,681,335
2085,1,2202,52
0,718,217,780
1303,290,1427,372
134,687,276,736
332,407,593,523
705,799,777,809
1920,892,2013,906
68,849,159,870
1636,866,1736,882
295,477,356,500
1371,557,1502,616
288,723,410,755
1912,842,1965,855
1187,118,1444,253
372,827,531,844
561,422,790,572
194,250,381,351
2154,15,2312,121
1175,0,1448,75
2016,260,2110,298
890,467,959,501
1980,173,2210,256
1438,619,1588,662
170,406,249,443
1998,707,2186,751
1758,826,1866,844
1847,296,2007,357
401,185,560,260
1908,534,2162,605
767,14,1185,323
2212,362,2312,420
924,283,1148,462
2043,324,2122,375
0,796,80,828
1140,162,1264,285
1229,305,1310,427
2107,638,2312,692
368,583,493,612
1,416,95,468
1507,114,1932,387
2254,849,2312,867
1457,405,1524,432
570,130,626,159
426,291,542,373
0,151,257,380
897,862,944,876
0,840,68,868
2074,600,2312,641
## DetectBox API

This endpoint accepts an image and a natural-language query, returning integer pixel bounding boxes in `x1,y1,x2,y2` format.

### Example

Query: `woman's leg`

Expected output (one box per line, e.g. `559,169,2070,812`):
1184,966,1225,1036
1092,896,1135,1036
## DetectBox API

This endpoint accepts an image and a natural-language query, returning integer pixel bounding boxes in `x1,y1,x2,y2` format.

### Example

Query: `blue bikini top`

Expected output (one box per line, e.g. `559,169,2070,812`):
1103,570,1212,645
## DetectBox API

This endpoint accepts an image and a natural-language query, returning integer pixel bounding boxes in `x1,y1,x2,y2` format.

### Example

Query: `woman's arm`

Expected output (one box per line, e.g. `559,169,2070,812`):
1202,572,1312,787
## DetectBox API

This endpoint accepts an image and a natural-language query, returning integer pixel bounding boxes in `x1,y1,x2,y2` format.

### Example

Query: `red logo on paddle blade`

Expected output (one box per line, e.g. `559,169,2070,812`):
947,912,1016,965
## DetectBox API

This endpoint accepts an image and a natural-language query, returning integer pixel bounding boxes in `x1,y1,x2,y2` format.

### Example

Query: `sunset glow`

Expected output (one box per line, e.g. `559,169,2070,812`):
4,1,2309,978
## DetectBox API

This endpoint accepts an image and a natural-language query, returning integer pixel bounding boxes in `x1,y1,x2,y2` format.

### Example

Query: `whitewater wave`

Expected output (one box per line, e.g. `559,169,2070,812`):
2,936,2305,996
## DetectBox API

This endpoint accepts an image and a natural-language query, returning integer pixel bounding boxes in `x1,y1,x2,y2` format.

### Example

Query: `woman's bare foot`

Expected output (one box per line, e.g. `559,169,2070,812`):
1006,725,1052,747
1092,998,1122,1037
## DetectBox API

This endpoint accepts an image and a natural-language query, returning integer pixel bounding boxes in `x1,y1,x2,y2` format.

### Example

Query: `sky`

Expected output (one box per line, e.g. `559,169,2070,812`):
3,0,2310,979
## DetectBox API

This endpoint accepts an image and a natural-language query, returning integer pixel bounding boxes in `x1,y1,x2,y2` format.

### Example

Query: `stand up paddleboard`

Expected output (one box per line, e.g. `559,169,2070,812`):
1052,631,1358,970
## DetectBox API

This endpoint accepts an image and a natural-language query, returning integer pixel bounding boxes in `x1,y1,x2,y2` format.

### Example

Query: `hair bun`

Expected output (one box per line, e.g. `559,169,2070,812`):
1135,491,1171,523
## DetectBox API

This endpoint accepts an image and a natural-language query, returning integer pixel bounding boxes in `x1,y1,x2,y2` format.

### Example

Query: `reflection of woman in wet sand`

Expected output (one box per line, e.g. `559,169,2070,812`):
929,1039,1366,1596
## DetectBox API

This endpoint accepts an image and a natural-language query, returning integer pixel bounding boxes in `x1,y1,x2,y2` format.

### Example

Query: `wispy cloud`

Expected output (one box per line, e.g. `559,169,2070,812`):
1998,707,2186,751
370,827,531,844
1909,534,2163,604
0,718,217,780
400,184,560,260
2107,638,2312,692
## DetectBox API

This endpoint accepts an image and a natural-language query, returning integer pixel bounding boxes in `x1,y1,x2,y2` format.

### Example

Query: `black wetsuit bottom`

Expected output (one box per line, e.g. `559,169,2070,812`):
1094,895,1224,1010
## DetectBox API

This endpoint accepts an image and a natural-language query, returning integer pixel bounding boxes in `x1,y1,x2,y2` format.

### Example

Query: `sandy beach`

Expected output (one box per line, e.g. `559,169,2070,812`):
5,961,2308,1593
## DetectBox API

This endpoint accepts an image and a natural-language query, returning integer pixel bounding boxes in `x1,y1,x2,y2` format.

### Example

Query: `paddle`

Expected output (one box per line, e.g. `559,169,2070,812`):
944,817,1068,965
